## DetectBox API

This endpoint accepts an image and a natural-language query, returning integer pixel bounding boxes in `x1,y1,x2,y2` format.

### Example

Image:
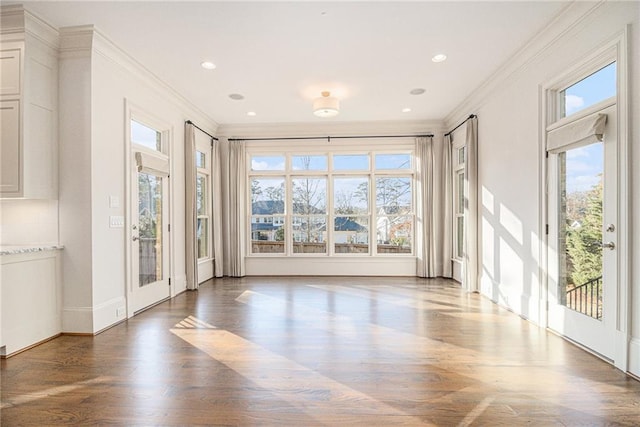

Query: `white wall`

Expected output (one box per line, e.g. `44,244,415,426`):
0,200,58,245
59,26,217,333
446,1,639,375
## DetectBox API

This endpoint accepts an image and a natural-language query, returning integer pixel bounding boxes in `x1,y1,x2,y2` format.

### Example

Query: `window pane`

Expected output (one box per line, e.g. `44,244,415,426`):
376,177,411,210
334,216,369,253
292,155,327,171
458,147,466,165
375,154,411,170
334,177,368,214
377,215,412,254
195,151,205,169
457,172,464,215
561,62,616,118
292,216,327,253
251,156,285,171
138,173,162,286
457,216,464,258
333,154,369,171
197,218,208,259
251,178,285,214
131,120,161,151
251,216,285,254
196,175,207,216
558,143,603,319
292,178,326,214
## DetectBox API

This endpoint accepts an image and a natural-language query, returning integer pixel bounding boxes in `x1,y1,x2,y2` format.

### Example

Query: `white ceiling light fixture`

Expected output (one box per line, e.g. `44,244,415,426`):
313,91,339,118
431,54,447,63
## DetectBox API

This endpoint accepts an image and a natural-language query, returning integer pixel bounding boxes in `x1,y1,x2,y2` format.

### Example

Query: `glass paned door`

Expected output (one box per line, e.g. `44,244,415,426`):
547,104,617,361
131,168,170,313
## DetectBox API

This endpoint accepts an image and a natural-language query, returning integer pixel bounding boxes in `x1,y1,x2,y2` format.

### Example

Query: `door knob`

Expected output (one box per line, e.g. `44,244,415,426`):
601,241,615,250
132,236,139,241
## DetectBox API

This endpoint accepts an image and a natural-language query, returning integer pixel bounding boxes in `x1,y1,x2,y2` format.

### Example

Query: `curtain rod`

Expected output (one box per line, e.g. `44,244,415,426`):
228,133,434,142
185,120,219,141
444,114,477,137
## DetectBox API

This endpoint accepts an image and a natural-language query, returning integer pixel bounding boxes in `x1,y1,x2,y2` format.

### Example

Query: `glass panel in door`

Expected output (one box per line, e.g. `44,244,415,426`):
138,172,163,287
558,143,603,320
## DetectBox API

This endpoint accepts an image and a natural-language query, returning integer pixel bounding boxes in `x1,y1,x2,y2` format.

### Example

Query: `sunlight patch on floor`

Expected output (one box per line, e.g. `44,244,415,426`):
1,377,112,409
170,325,430,424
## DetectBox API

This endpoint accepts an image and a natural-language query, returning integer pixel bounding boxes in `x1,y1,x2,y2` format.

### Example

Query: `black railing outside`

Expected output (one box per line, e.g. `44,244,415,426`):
566,276,602,320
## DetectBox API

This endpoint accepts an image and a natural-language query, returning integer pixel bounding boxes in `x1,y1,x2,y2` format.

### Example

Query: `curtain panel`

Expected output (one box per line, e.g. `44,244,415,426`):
416,136,452,278
462,116,479,292
226,140,247,277
184,123,199,290
211,139,224,277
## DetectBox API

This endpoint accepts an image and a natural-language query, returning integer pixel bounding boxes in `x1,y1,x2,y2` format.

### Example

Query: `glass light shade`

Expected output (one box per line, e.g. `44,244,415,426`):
313,92,339,117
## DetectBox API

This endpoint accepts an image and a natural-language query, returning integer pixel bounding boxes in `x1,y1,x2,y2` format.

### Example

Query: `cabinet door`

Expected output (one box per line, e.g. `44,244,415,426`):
0,49,21,96
0,100,21,194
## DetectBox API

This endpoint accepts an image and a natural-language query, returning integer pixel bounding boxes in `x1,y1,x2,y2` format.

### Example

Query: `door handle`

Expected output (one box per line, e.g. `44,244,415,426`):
601,241,615,250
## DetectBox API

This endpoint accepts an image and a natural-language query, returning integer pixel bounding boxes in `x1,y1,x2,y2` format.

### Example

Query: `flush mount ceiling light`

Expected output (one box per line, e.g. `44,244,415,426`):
410,88,426,95
313,91,339,118
431,54,447,63
229,93,244,100
201,61,216,70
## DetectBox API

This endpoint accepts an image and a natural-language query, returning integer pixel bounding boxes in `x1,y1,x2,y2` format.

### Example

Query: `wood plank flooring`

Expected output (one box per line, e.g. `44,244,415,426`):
2,277,639,426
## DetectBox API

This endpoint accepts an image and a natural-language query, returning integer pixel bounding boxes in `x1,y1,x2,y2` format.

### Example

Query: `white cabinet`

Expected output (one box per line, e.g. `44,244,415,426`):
0,100,20,193
1,248,63,357
0,37,57,199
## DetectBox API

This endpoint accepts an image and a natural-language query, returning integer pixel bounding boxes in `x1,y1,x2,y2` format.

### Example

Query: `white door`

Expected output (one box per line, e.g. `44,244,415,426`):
129,118,171,313
131,167,170,312
547,102,617,360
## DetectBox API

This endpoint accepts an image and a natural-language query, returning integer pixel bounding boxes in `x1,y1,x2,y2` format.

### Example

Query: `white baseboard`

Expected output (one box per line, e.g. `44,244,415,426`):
629,337,640,377
93,296,127,333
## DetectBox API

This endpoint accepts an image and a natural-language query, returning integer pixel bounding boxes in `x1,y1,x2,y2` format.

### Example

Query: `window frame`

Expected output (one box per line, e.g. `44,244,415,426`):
246,143,415,258
452,142,465,262
195,137,212,261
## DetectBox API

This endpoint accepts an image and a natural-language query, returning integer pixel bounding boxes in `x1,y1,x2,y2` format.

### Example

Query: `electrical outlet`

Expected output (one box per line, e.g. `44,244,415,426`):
116,307,126,318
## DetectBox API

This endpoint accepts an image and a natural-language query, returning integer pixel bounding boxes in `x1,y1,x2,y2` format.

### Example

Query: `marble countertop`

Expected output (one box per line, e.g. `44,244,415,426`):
0,244,64,256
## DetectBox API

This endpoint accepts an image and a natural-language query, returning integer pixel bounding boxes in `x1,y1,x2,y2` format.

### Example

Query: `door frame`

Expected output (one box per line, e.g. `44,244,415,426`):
539,30,630,371
124,100,174,317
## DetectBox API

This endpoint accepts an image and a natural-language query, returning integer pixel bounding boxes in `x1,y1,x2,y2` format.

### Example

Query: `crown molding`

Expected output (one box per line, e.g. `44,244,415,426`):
58,25,218,133
1,5,59,49
444,1,606,129
217,119,444,139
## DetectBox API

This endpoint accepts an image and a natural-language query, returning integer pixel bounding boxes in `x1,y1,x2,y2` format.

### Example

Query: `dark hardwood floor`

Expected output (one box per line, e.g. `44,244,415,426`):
2,277,639,426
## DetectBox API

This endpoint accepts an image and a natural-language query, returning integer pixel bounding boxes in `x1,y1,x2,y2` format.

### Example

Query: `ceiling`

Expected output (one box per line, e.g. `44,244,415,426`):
12,1,570,126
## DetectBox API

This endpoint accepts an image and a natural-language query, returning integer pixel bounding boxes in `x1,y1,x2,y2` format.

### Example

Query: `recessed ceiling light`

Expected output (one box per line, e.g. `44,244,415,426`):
410,88,426,95
432,54,447,63
201,61,216,70
229,93,244,100
247,111,256,117
402,108,412,113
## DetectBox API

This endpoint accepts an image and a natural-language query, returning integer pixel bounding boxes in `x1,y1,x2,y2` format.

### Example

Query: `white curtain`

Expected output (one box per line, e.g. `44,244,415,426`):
211,139,224,277
462,116,479,292
440,134,453,278
184,123,199,290
416,136,451,278
226,140,247,277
